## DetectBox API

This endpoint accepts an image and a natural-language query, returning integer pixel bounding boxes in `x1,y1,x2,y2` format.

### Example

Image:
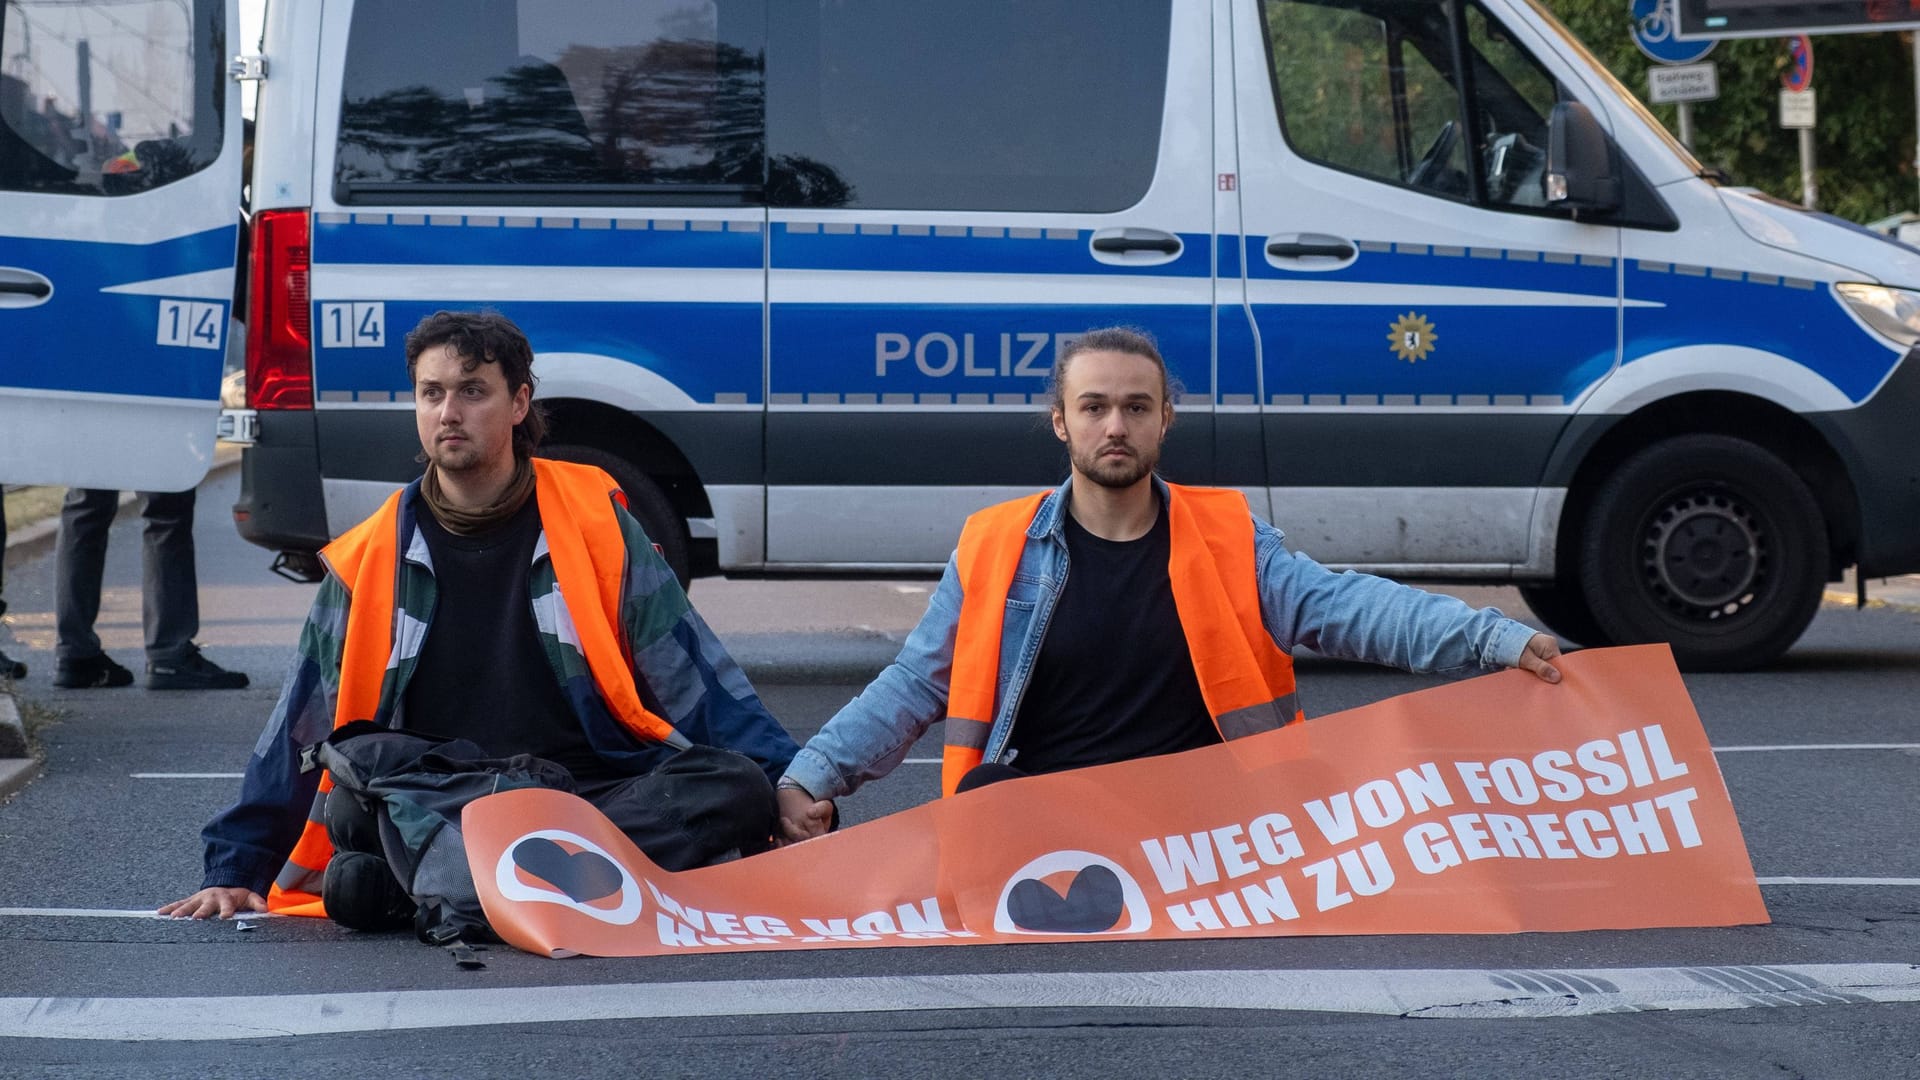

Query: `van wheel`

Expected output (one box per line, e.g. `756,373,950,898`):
1517,581,1606,647
1577,435,1826,672
536,444,691,591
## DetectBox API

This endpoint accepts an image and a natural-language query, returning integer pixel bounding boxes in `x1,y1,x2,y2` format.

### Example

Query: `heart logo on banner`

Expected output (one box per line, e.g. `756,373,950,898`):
510,836,625,904
1005,864,1126,933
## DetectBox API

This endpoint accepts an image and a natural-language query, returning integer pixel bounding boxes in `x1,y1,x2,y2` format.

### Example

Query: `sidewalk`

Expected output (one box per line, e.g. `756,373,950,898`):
1823,568,1920,613
0,447,245,800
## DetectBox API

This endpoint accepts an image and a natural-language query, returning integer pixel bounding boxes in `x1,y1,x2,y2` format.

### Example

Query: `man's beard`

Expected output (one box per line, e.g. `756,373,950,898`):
430,430,483,472
1070,436,1158,489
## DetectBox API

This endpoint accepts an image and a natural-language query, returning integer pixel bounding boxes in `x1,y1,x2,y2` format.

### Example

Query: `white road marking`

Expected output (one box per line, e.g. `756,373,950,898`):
1754,877,1920,886
2,964,1916,1040
1713,743,1920,753
0,908,270,919
133,745,1917,780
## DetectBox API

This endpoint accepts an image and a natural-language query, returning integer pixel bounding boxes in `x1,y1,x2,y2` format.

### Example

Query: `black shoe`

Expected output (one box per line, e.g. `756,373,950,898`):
53,653,133,688
0,647,23,680
146,649,248,691
322,850,416,932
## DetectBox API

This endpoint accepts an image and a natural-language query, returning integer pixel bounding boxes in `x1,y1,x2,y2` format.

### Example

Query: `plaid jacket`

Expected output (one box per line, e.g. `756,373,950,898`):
200,477,797,896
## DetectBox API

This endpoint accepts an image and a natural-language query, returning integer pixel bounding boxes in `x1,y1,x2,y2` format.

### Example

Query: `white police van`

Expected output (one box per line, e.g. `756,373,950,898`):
5,0,1918,672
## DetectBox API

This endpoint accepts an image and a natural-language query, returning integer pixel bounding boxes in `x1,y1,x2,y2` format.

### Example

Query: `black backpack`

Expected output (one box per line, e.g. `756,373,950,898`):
316,721,574,945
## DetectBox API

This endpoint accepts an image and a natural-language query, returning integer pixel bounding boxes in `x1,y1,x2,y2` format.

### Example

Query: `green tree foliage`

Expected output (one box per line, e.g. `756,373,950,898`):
1542,0,1917,222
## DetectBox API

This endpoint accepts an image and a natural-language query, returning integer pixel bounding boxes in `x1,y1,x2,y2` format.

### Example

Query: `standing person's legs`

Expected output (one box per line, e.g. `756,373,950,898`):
139,487,247,689
139,488,199,664
585,746,779,871
52,489,131,686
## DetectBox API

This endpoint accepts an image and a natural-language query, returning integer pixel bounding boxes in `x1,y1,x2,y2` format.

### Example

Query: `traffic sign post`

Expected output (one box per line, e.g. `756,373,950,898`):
1780,88,1817,128
1648,63,1719,104
1780,38,1817,210
1631,0,1718,63
1784,35,1814,92
1669,0,1918,216
1632,0,1717,149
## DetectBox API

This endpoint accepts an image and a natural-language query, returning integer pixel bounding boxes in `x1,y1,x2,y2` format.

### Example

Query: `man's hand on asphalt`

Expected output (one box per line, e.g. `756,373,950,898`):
1517,632,1563,684
776,785,834,844
158,887,267,920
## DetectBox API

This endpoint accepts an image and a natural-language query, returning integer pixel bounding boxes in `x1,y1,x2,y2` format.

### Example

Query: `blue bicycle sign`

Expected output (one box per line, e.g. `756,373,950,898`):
1632,0,1717,64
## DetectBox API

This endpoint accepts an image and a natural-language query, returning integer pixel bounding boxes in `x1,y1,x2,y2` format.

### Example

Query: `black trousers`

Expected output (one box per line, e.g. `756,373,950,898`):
326,744,778,876
54,487,200,663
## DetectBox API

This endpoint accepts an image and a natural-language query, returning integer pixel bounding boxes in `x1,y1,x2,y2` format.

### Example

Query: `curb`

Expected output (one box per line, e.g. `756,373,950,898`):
0,690,37,801
1821,570,1920,614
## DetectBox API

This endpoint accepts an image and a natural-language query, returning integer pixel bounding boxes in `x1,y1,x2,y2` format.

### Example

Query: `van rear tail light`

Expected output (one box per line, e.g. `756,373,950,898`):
245,208,313,410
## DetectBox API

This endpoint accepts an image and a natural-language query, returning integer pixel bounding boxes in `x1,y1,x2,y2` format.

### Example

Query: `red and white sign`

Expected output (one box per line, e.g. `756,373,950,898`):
466,646,1767,958
1783,35,1814,92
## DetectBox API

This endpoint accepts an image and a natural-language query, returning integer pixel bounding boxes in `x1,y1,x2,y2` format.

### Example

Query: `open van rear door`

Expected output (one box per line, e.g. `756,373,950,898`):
0,0,242,491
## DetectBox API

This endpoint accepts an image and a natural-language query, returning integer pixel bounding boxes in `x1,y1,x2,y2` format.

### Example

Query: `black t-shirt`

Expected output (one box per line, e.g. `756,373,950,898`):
402,495,618,783
1004,504,1219,774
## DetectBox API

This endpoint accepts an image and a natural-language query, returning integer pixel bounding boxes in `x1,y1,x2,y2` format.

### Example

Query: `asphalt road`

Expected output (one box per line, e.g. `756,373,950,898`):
0,468,1916,1078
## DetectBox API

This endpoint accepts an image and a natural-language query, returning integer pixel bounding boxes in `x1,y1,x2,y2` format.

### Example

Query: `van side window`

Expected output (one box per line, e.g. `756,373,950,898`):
1465,4,1556,209
0,0,223,197
1261,0,1565,212
765,0,1171,211
1263,0,1471,201
334,0,764,203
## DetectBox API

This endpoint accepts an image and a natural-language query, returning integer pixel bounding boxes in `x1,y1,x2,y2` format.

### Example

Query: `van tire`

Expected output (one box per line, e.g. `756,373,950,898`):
1517,581,1606,647
1577,435,1826,672
536,444,692,590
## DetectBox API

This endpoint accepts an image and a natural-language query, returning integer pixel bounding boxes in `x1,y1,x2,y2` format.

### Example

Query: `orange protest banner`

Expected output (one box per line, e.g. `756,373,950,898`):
464,645,1766,958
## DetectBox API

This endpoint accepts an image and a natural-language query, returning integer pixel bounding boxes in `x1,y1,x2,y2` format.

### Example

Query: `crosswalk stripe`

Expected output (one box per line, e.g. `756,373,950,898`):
3,964,1917,1039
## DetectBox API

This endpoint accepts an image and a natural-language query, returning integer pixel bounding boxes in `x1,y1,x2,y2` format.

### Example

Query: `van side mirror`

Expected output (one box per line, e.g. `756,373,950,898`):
1546,102,1620,214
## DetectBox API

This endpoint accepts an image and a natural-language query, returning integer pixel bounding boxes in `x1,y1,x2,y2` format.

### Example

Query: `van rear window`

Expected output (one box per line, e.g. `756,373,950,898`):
334,0,1171,211
766,0,1171,212
334,0,765,204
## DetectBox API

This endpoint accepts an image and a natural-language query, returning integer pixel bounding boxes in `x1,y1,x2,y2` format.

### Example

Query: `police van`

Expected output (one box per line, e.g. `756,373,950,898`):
5,0,1918,672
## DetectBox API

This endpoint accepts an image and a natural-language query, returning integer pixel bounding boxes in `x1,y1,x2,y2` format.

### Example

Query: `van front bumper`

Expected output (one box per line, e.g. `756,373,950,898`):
1811,347,1920,578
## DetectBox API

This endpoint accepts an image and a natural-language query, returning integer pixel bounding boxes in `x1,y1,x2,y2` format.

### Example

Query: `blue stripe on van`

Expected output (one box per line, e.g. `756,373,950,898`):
313,299,762,404
312,217,762,269
0,226,236,400
772,225,1212,278
1256,301,1614,403
1623,266,1894,403
1245,236,1615,295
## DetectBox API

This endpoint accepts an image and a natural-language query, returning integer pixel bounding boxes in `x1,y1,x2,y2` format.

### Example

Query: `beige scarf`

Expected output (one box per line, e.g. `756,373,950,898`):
420,456,536,535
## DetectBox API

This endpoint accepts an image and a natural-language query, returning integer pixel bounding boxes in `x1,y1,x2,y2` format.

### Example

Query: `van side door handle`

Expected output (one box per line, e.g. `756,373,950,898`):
1087,227,1184,268
0,268,54,308
1092,231,1182,255
1267,239,1357,259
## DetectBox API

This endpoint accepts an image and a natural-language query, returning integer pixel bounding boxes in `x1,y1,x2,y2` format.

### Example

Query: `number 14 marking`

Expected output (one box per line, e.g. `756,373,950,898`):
319,302,386,349
154,299,225,351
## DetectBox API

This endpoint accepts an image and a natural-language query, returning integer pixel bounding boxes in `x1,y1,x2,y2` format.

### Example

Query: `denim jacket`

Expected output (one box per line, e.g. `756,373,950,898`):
782,476,1538,801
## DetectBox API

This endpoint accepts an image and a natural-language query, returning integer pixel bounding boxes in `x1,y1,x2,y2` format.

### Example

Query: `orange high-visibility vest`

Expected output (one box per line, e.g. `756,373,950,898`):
942,483,1303,797
266,458,680,915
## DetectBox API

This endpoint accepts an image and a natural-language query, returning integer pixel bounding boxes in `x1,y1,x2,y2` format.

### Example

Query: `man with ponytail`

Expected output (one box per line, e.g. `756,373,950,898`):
777,327,1561,842
163,311,796,928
